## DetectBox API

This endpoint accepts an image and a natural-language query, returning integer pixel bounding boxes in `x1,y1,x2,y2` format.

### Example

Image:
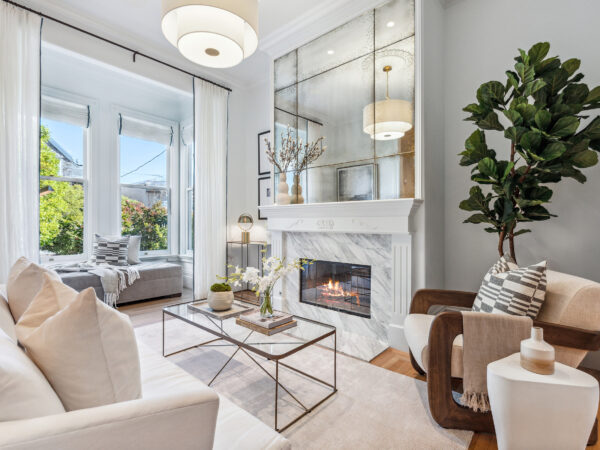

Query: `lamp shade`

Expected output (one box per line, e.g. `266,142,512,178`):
362,99,413,141
161,0,258,68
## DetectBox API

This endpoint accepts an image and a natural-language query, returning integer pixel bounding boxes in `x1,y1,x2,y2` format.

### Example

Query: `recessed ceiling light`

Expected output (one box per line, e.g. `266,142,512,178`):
327,50,335,55
386,21,395,28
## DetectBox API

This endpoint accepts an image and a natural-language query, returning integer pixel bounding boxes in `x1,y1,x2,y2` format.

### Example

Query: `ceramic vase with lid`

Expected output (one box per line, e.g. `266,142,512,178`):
520,326,555,375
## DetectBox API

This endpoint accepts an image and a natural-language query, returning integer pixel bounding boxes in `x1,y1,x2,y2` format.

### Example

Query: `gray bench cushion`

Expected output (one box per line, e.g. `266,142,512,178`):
60,263,183,305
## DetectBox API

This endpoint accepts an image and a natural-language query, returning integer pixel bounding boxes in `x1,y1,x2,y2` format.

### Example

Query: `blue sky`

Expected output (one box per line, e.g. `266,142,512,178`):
42,118,167,185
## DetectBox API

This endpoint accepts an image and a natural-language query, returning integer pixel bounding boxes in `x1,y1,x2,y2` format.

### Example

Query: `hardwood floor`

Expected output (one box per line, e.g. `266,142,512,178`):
122,295,600,449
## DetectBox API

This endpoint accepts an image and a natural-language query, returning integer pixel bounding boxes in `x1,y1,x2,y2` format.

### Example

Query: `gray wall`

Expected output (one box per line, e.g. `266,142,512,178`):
443,0,600,291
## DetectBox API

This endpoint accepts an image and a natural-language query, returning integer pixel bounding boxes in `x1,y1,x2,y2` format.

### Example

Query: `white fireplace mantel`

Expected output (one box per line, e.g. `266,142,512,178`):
260,198,421,357
259,198,422,235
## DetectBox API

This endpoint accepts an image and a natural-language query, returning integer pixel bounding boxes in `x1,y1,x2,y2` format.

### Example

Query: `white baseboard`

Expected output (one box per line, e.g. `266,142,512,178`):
388,323,409,352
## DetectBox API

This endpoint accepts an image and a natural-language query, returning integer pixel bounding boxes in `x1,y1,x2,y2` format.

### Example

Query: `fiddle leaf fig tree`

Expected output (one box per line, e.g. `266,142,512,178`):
459,42,600,261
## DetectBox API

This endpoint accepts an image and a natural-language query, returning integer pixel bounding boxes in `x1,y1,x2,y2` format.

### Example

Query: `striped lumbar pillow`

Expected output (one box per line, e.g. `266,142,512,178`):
92,234,130,266
472,255,547,319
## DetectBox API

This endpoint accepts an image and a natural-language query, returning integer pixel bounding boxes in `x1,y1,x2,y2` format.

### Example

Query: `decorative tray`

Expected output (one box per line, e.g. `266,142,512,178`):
187,300,254,320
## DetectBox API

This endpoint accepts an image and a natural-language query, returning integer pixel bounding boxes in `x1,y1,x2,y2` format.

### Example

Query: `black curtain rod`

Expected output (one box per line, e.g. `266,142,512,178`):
3,0,232,92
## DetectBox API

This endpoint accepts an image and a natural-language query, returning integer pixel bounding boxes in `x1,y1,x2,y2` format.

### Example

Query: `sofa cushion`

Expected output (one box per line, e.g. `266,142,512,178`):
404,313,464,378
136,342,289,450
0,327,65,420
7,257,61,322
0,284,17,342
19,287,142,411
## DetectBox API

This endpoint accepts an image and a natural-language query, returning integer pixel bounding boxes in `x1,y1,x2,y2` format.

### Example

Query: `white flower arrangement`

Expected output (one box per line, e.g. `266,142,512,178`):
223,255,310,316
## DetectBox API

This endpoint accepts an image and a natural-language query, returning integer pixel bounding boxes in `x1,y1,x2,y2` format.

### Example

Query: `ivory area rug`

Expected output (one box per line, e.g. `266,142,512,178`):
135,319,473,450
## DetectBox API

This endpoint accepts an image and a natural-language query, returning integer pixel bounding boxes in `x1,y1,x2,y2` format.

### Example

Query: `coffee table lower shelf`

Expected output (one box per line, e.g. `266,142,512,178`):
162,307,337,432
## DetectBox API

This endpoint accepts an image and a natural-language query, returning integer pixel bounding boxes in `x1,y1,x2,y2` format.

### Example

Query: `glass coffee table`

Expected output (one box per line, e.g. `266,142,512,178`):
162,300,337,432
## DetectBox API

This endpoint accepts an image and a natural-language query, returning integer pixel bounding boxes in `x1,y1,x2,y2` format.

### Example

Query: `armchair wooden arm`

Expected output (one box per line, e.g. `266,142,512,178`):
424,310,598,443
409,289,477,315
533,320,600,351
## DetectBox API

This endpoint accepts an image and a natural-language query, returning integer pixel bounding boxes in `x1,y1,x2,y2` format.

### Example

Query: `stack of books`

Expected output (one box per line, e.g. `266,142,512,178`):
236,310,297,336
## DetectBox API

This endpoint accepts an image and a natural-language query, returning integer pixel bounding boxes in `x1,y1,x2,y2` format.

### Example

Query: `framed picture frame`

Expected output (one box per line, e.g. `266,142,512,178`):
258,130,271,175
258,176,273,220
337,163,377,202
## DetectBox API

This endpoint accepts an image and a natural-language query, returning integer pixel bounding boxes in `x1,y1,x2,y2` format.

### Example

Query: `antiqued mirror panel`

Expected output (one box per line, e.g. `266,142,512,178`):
272,0,415,204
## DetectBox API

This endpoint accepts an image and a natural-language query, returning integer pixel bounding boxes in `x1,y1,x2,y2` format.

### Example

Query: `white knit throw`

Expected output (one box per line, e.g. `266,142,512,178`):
89,264,140,307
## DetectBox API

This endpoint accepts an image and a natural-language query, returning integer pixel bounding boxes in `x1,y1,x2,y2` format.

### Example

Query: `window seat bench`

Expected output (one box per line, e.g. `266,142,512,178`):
59,262,183,305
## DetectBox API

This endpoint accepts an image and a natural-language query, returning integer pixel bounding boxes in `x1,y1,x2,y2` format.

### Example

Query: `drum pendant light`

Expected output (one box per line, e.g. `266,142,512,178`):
363,65,413,140
161,0,258,69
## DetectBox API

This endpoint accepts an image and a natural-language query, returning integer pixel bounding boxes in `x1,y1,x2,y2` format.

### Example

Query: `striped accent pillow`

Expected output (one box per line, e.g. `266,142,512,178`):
472,255,547,319
92,234,130,266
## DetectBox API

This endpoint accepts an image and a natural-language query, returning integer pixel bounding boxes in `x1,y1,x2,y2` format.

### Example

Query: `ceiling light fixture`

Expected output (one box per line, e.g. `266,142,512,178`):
161,0,258,69
362,65,413,141
327,50,335,55
386,21,395,28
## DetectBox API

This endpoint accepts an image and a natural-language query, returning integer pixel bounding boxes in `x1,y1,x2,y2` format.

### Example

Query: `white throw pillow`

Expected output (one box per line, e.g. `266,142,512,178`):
18,287,142,411
0,328,65,420
107,234,141,264
7,257,61,322
16,273,78,340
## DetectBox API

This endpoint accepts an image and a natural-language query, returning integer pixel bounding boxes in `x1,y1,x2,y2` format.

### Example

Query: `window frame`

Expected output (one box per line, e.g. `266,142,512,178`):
179,121,194,257
117,107,176,258
39,90,90,263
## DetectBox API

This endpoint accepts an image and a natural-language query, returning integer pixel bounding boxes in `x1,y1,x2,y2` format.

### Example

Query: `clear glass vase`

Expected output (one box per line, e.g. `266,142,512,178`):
260,288,274,318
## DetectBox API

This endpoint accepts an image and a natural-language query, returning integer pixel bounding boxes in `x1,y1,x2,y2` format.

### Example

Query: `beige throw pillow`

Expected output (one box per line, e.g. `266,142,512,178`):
16,273,78,340
18,286,142,411
0,328,65,420
7,257,61,322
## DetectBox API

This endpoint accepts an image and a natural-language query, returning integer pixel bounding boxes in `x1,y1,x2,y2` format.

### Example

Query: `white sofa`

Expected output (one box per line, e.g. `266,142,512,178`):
0,285,290,450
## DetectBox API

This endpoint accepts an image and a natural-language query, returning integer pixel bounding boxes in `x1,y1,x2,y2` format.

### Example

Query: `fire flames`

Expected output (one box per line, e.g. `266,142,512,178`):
320,279,360,306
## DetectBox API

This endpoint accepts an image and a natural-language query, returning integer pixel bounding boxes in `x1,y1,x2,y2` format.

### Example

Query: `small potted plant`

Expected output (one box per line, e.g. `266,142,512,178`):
208,282,233,311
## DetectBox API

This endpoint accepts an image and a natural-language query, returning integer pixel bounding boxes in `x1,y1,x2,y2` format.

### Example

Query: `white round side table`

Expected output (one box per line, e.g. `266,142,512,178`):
487,353,599,450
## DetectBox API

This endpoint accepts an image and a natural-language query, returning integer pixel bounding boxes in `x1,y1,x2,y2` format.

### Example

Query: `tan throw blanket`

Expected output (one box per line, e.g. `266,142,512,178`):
461,311,532,412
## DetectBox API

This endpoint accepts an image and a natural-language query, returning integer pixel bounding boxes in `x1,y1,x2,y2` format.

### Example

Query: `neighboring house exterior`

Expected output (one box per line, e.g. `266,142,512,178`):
47,138,82,178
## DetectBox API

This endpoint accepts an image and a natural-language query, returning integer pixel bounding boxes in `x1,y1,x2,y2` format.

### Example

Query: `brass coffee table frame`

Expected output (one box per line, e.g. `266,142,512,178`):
162,302,337,432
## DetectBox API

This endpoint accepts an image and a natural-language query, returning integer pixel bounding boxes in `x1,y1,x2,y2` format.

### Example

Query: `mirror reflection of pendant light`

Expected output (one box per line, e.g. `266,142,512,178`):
161,0,258,69
363,65,413,140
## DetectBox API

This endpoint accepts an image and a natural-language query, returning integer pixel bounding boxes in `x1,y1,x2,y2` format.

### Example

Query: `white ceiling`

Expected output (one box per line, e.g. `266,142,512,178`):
16,0,329,87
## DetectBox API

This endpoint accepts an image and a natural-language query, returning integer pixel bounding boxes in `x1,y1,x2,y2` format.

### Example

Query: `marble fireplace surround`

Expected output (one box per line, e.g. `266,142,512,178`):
260,199,421,361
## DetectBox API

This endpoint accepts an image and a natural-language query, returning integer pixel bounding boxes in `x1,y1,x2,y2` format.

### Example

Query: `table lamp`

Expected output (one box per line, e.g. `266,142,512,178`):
237,213,254,244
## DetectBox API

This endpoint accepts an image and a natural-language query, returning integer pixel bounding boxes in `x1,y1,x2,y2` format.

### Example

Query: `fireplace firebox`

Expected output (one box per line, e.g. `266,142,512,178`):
300,260,371,318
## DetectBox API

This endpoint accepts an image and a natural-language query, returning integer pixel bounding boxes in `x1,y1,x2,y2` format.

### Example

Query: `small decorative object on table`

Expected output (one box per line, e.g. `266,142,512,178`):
236,310,297,336
520,326,555,375
207,282,234,311
237,213,253,244
223,255,310,318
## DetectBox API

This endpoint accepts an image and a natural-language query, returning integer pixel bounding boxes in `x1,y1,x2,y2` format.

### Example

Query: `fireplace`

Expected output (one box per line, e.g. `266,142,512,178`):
300,260,371,318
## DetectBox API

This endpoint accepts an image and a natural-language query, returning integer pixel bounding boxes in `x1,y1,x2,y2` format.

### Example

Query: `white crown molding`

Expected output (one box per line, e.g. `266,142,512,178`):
19,0,246,90
260,0,388,59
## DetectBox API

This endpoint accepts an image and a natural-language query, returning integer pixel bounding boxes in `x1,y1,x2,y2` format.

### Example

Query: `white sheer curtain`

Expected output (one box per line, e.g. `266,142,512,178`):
193,78,228,299
0,4,41,282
